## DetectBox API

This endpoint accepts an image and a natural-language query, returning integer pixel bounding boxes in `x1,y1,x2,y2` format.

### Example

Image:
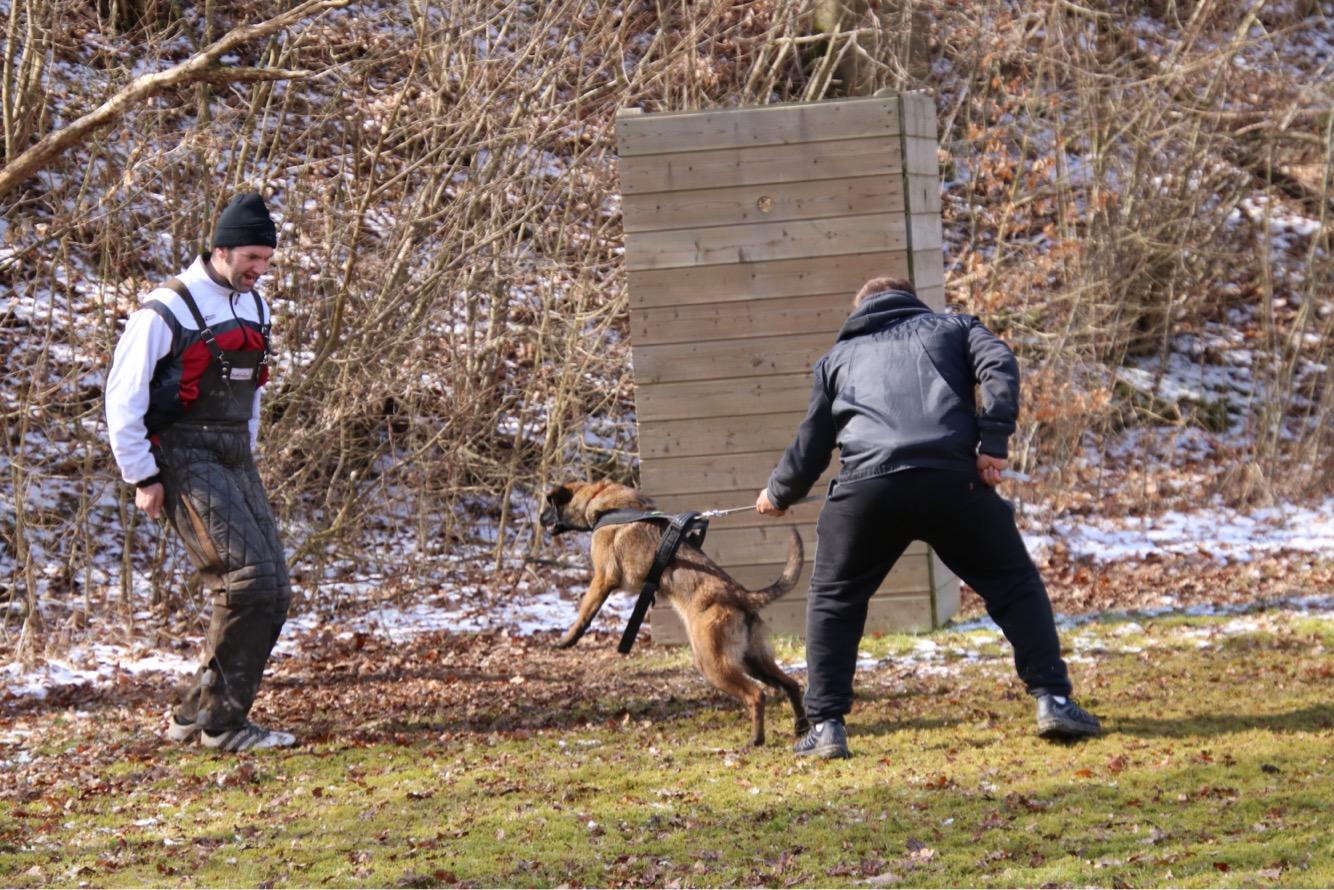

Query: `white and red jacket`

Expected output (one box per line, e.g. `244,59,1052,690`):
106,255,272,485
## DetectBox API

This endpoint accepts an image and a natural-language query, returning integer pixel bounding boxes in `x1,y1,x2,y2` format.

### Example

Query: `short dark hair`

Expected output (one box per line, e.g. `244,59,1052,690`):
853,276,915,308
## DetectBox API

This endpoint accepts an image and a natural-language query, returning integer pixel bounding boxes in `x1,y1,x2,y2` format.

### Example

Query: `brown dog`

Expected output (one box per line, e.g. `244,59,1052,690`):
541,480,809,746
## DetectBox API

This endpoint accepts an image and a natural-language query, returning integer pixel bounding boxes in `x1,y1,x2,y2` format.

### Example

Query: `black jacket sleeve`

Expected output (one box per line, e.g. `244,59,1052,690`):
766,357,836,509
966,319,1020,458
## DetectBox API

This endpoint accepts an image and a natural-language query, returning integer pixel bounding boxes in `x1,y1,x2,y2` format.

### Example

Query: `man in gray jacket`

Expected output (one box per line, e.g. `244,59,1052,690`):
757,277,1100,758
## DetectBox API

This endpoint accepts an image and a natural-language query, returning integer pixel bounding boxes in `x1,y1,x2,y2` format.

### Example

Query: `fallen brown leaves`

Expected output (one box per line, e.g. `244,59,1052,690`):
0,625,718,796
958,549,1334,619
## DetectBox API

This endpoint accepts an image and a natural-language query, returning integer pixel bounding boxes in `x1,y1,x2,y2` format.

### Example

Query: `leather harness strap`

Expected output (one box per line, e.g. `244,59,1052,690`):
593,509,709,655
162,277,270,381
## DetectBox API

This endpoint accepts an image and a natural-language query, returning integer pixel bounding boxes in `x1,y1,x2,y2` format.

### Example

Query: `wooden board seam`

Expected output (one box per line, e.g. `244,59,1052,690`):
631,327,835,351
625,206,911,240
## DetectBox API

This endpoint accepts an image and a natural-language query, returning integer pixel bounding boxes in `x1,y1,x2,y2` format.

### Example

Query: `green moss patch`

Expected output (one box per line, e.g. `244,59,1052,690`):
2,609,1331,887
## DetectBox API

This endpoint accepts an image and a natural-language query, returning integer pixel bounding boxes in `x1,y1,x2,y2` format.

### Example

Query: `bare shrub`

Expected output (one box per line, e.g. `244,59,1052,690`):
928,0,1331,506
1,0,1328,657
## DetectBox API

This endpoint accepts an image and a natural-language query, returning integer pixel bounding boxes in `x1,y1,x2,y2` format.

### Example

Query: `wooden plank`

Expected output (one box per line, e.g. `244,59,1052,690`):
912,248,944,291
899,92,937,139
621,95,954,637
636,411,808,459
616,96,900,157
632,332,829,385
634,373,816,422
643,450,955,500
762,590,934,634
622,174,905,234
646,609,690,644
627,251,909,310
624,212,909,272
908,213,943,252
917,284,945,311
641,459,833,502
700,525,935,569
637,449,786,496
905,173,942,214
618,135,903,195
650,586,935,643
930,549,962,623
650,485,931,554
651,488,833,522
699,522,818,567
720,552,931,593
654,488,939,551
647,609,689,645
631,294,848,347
902,136,939,178
702,498,824,530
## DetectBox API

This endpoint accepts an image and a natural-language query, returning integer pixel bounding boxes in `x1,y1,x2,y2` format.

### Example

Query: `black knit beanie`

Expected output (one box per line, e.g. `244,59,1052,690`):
212,193,278,249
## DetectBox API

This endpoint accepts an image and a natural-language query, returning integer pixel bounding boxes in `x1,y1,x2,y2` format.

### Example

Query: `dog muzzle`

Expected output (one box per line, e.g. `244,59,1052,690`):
540,507,583,536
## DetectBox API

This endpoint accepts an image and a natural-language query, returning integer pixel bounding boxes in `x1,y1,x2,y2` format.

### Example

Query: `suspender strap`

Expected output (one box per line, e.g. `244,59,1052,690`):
162,277,268,380
618,511,708,655
162,277,230,378
251,290,270,374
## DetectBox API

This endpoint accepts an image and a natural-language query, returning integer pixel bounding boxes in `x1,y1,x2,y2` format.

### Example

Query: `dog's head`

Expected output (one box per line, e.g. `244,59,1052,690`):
540,483,583,535
540,480,655,536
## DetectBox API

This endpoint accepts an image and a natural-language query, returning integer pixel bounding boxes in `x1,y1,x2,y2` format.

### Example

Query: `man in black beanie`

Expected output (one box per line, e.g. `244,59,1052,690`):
106,192,295,752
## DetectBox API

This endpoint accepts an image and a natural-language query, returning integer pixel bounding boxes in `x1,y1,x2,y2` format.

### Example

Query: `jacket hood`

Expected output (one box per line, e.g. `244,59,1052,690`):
835,289,932,342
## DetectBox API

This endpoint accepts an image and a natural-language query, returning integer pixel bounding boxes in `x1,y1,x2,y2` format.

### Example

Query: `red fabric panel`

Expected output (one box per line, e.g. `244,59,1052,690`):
178,341,212,409
177,324,270,407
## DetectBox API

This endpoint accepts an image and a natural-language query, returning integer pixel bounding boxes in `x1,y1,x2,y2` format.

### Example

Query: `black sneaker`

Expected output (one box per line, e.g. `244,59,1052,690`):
1036,694,1102,739
793,718,850,758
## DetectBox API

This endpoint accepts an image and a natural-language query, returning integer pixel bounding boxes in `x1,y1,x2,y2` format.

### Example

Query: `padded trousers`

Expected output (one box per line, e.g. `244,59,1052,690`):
156,424,291,733
804,469,1073,724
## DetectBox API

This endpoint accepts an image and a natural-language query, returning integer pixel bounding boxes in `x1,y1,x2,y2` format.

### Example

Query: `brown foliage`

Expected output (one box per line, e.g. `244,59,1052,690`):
0,1,1329,656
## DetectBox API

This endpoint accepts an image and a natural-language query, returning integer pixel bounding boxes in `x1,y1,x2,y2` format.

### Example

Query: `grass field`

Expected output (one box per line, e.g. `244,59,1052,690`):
2,608,1331,888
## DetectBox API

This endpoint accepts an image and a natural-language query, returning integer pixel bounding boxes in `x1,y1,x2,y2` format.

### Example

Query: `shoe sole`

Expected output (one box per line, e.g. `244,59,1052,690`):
201,730,297,751
795,745,851,759
1037,720,1101,739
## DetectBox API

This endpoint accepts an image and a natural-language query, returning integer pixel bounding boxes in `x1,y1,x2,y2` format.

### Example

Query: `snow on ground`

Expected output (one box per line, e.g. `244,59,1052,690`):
1022,496,1334,564
281,575,635,646
1,646,197,701
4,495,1331,701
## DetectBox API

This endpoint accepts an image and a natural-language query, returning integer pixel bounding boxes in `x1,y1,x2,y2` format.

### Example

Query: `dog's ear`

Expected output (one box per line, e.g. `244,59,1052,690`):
545,484,574,507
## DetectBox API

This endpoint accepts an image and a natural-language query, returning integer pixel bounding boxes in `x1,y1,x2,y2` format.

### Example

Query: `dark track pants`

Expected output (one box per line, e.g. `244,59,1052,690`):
156,424,291,733
804,469,1071,724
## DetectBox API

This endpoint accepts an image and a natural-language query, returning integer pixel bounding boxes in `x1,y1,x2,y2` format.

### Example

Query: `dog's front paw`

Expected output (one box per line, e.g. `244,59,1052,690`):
794,717,811,736
555,626,585,649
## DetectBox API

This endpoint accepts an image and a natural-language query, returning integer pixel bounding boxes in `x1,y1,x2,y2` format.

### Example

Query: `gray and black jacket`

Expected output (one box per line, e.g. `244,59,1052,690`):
765,289,1020,509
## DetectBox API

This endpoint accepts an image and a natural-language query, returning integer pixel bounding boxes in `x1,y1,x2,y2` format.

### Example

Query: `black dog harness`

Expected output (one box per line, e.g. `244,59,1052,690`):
592,509,710,654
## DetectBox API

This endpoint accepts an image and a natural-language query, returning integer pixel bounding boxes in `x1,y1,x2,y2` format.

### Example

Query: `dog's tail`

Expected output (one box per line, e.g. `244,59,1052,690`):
742,527,804,608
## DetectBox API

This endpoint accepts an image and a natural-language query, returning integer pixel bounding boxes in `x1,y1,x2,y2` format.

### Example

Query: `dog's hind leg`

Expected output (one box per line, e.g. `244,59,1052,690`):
744,649,810,736
699,654,768,746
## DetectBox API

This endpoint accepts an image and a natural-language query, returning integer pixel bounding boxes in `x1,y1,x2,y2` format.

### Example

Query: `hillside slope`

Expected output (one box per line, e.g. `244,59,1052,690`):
0,0,1330,657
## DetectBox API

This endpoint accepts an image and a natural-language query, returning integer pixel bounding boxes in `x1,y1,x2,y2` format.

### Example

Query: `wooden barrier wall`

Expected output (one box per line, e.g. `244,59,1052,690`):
615,92,959,642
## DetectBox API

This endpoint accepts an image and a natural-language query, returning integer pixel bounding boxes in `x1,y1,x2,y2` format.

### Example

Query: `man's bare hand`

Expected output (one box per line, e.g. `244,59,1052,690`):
755,488,787,517
135,482,165,519
977,454,1006,487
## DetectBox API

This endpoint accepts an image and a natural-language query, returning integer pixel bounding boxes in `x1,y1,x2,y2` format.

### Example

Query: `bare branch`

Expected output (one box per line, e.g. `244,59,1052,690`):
0,0,349,199
192,67,316,85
